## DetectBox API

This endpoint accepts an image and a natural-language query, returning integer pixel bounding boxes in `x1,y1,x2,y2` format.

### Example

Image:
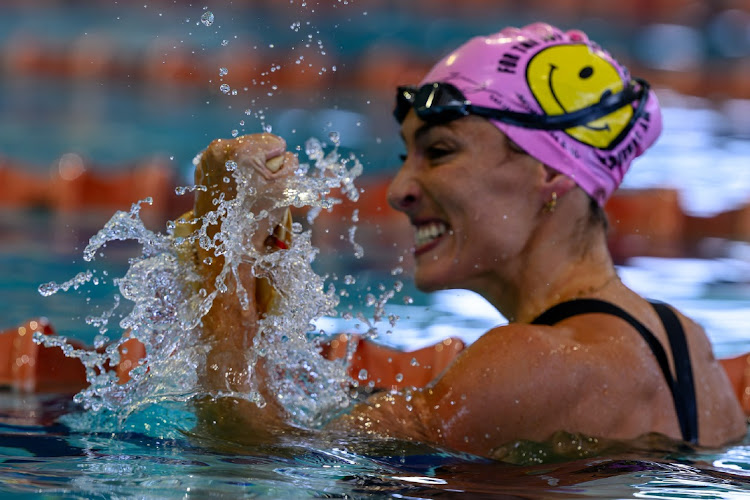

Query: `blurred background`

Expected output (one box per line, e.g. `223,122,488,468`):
1,0,749,353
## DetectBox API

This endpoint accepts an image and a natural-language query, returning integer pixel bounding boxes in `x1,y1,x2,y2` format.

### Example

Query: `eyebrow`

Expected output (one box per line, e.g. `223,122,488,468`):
399,122,451,145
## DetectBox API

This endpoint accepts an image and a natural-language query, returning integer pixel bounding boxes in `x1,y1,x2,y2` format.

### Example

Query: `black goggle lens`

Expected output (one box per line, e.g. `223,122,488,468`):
394,79,649,133
394,82,470,125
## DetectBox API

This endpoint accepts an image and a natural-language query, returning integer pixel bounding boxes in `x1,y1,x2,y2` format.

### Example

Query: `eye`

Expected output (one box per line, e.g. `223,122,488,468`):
425,145,453,160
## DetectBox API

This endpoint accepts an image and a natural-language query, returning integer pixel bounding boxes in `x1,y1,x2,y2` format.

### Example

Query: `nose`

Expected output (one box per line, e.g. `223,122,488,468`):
387,163,421,213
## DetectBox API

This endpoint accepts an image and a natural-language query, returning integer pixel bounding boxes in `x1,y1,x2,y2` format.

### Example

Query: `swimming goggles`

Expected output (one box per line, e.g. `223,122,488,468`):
393,79,650,131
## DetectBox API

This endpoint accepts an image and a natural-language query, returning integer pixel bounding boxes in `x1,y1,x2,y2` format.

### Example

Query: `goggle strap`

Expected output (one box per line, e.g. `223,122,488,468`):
394,79,649,132
470,79,647,131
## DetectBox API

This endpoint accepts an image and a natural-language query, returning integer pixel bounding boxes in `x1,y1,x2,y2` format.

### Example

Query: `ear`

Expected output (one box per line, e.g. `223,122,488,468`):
540,165,576,203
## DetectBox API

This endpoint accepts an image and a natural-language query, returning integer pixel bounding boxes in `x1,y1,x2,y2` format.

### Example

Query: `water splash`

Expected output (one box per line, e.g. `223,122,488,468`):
39,137,365,430
39,270,94,297
200,11,214,27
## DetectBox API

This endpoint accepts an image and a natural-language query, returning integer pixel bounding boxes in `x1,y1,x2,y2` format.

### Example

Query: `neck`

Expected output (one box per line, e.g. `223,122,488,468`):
478,202,619,323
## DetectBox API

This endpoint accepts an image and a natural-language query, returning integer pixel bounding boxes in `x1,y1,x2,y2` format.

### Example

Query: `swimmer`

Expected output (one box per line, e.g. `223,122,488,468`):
1,23,745,457
191,23,746,455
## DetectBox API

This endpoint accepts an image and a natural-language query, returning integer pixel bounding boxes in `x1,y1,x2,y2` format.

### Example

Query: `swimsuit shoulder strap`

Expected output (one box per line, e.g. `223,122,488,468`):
649,301,698,443
530,297,698,443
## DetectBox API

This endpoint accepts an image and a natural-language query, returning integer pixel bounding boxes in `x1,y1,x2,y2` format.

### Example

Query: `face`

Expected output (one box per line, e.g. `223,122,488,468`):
388,111,544,295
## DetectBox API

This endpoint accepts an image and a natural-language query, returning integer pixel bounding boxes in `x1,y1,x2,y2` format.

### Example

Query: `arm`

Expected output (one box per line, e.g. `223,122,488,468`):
186,134,300,443
330,324,581,455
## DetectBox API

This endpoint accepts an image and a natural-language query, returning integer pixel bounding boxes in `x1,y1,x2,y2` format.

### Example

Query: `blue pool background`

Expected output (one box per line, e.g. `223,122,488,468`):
2,1,750,498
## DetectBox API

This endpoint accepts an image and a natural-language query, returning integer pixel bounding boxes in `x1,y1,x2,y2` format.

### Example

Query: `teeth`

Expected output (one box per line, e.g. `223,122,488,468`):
415,222,448,247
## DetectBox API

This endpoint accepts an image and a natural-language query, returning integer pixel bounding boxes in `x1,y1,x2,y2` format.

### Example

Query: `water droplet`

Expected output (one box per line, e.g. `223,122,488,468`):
343,275,355,285
38,282,58,297
403,296,414,305
219,67,228,76
328,131,340,146
395,373,404,383
410,357,419,367
231,129,238,138
220,83,230,94
358,369,368,381
93,335,108,349
200,10,214,26
390,266,403,276
221,39,229,46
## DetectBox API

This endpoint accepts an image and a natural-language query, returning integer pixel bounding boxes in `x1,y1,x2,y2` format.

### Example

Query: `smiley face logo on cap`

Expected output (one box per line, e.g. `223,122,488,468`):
526,44,633,149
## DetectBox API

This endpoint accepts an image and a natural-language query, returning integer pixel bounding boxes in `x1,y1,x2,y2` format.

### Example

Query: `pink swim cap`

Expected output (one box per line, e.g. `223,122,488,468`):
419,23,662,205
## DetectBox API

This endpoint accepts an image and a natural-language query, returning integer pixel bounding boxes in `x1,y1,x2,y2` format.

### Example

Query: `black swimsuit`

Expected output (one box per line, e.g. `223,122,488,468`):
530,298,698,443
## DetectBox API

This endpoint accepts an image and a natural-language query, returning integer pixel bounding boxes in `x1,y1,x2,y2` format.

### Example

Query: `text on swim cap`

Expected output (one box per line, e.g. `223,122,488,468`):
595,111,652,170
496,38,541,75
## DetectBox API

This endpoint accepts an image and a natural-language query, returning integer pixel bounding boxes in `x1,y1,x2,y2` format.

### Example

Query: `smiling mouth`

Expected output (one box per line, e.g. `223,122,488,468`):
548,64,610,132
414,221,449,249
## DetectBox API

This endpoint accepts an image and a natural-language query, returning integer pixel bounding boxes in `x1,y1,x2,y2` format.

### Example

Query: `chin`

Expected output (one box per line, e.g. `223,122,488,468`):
413,267,455,294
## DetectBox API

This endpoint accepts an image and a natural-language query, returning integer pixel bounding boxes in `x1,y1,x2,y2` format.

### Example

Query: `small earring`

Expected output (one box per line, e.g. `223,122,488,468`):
544,192,557,213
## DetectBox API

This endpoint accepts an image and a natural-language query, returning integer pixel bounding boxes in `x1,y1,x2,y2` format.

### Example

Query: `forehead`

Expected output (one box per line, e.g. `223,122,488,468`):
399,110,507,146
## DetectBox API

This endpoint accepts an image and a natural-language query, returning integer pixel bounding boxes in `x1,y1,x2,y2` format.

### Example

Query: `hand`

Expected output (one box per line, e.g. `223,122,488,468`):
193,133,297,265
172,133,296,297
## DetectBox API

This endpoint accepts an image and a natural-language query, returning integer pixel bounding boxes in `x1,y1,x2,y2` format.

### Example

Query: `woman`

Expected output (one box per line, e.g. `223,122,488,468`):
3,23,746,457
191,23,745,455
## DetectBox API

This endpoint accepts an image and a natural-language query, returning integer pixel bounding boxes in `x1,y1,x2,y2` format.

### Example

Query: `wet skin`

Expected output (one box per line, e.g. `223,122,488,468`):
387,113,546,304
193,128,745,457
337,113,745,455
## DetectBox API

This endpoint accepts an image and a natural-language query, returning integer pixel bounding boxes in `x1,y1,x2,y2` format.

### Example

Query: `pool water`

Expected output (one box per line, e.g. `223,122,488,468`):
2,211,750,498
1,393,750,498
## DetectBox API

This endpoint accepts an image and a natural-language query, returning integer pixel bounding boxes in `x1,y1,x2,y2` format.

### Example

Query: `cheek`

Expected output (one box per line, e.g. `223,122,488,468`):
463,180,525,225
463,191,535,260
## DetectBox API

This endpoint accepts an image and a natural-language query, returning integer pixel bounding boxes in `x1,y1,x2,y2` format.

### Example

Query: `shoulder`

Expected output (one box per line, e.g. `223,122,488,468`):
411,322,611,449
454,322,588,371
439,317,662,415
434,322,604,412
